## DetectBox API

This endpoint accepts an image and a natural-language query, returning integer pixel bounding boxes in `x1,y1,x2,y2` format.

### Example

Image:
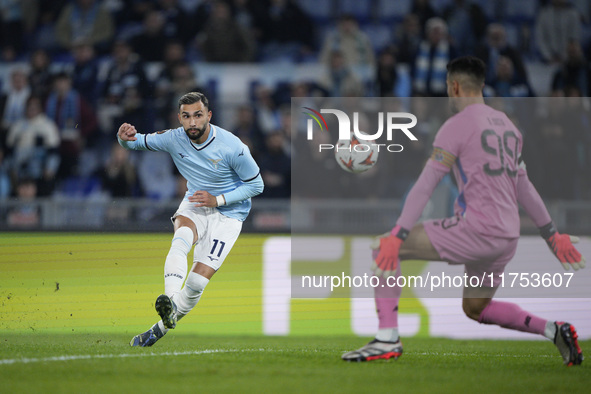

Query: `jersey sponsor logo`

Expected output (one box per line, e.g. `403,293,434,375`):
207,158,222,169
178,152,188,158
156,129,170,134
207,256,219,262
238,149,244,157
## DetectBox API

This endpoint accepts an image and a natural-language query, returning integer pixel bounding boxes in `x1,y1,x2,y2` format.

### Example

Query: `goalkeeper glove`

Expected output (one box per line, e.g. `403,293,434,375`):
371,225,409,278
540,222,586,270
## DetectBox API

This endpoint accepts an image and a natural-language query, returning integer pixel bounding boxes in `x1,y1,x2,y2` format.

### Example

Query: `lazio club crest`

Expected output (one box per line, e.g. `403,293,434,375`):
208,158,222,169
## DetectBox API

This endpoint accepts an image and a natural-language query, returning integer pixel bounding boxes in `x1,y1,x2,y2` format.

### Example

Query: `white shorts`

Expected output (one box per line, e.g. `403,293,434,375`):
172,200,243,271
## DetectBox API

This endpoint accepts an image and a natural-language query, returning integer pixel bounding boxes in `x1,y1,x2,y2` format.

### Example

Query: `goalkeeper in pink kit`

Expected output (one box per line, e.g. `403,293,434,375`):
342,56,585,365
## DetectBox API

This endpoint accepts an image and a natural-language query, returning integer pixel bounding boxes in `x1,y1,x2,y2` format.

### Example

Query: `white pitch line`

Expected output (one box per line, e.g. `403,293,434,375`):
416,352,552,358
0,348,269,365
1,349,554,365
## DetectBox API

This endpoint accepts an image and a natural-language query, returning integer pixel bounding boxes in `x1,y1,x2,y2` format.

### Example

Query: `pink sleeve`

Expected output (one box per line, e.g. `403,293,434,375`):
516,171,552,227
432,117,463,157
396,161,449,230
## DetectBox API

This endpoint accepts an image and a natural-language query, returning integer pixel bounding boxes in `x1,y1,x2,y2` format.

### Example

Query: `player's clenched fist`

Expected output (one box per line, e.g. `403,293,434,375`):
118,123,138,141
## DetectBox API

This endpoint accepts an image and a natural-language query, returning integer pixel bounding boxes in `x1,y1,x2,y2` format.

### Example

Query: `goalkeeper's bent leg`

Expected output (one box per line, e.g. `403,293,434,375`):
478,300,547,336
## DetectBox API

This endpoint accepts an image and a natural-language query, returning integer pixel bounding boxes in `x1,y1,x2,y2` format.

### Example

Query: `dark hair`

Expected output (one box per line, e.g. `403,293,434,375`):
446,56,486,90
52,71,71,82
178,91,209,110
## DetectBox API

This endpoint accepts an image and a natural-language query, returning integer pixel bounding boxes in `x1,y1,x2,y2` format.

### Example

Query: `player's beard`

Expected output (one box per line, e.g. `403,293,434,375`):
185,124,207,141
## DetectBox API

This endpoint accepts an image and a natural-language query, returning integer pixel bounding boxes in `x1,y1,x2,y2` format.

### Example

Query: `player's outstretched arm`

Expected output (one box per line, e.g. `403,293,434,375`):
117,123,138,142
517,171,585,270
373,161,448,277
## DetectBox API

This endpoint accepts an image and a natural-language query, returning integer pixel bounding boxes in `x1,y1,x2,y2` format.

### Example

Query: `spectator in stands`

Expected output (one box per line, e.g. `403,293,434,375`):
100,39,152,134
0,148,11,198
55,0,115,53
232,0,257,30
484,56,534,97
196,0,255,62
259,131,290,198
46,72,98,178
31,0,68,54
394,13,422,65
5,95,60,196
537,121,575,199
232,104,264,157
442,0,487,55
130,10,171,62
95,142,138,197
253,85,281,134
410,0,437,34
320,14,375,69
137,150,176,201
163,61,208,119
28,49,53,102
475,23,528,85
323,49,365,97
376,46,399,97
155,0,193,44
71,39,100,106
412,17,457,96
0,0,25,56
0,42,18,63
552,39,591,96
1,67,31,138
157,40,187,82
535,0,582,64
562,90,590,199
7,177,40,227
180,0,214,41
254,0,315,62
114,0,152,25
20,0,39,47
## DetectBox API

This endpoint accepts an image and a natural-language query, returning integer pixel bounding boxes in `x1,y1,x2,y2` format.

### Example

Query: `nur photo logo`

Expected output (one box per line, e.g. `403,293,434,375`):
303,107,419,153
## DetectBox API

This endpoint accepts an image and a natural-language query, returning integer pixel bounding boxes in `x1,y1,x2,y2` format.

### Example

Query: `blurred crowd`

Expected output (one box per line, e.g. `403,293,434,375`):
1,0,590,213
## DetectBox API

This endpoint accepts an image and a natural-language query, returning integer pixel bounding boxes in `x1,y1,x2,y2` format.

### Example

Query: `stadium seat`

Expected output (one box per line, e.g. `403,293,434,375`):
298,0,335,24
470,0,495,20
430,0,453,14
361,22,394,52
338,0,372,23
376,0,412,23
57,176,101,197
505,0,538,23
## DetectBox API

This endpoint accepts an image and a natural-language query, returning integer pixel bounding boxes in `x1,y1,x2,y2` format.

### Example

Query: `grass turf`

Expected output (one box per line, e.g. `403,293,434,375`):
1,232,589,392
0,334,589,393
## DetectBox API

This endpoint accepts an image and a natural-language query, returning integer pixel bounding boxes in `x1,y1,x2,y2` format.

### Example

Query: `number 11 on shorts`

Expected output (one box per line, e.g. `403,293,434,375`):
210,239,226,258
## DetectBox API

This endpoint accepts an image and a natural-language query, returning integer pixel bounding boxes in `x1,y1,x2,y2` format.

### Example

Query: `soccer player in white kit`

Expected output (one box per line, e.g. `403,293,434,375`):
118,92,264,347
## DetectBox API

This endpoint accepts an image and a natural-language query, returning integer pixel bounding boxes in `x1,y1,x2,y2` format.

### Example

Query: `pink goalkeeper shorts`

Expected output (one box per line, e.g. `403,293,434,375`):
423,215,519,287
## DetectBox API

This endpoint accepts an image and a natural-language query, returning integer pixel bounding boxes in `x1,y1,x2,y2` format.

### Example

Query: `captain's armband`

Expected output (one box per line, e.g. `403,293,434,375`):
430,147,456,168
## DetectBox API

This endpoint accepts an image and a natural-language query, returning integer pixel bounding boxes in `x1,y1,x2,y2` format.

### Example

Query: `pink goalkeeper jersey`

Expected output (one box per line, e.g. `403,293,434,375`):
428,103,523,238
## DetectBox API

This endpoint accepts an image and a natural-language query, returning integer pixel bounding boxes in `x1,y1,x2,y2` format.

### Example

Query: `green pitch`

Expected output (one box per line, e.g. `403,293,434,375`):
1,233,589,392
0,334,589,393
